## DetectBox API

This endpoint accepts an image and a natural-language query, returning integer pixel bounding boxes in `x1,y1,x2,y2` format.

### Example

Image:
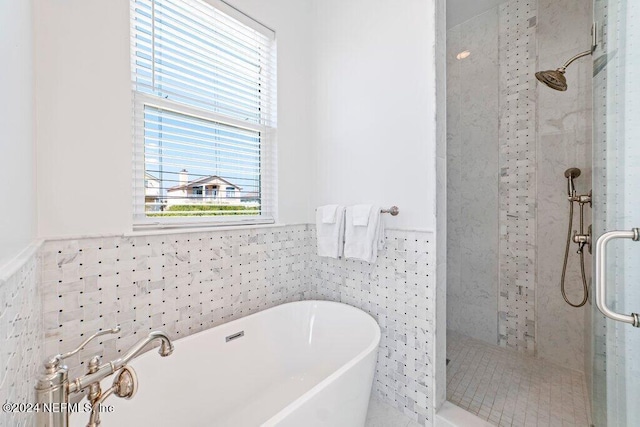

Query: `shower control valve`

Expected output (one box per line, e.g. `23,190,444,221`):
573,228,592,254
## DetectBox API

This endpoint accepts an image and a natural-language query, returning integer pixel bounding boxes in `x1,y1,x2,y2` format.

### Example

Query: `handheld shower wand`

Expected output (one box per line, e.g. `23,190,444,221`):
564,167,581,197
560,168,591,308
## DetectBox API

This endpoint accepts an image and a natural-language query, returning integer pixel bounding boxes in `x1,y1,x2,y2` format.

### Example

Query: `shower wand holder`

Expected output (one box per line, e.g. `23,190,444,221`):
569,190,592,207
573,224,592,254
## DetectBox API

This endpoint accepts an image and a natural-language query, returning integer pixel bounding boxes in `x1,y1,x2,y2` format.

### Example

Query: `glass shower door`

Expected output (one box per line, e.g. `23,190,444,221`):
591,0,640,425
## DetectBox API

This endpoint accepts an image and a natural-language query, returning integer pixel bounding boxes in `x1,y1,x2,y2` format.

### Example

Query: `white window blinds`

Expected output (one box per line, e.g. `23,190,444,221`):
131,0,276,228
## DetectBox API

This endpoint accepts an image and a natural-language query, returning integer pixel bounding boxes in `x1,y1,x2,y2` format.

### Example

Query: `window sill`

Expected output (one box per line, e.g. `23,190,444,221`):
125,223,287,237
127,219,290,237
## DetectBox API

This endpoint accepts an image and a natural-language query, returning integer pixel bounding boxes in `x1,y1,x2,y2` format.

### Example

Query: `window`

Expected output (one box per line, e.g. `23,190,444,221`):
131,0,276,228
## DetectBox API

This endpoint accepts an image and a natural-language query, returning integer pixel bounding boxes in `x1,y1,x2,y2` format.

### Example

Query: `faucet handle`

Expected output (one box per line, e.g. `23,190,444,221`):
113,366,138,399
45,326,121,372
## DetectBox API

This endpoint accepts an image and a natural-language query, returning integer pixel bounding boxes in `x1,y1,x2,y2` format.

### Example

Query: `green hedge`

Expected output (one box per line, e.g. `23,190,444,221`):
147,205,259,217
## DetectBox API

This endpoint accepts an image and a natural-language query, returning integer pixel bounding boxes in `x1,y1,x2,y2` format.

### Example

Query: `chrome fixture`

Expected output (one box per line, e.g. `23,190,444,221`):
536,23,597,91
381,206,400,216
35,328,174,427
560,168,592,308
315,206,399,216
87,367,138,427
225,331,245,342
595,229,640,327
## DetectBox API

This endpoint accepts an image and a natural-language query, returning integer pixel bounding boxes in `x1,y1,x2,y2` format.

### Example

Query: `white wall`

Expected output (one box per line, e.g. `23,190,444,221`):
34,0,315,239
311,0,437,231
0,0,37,267
225,0,315,226
33,0,438,235
34,0,132,238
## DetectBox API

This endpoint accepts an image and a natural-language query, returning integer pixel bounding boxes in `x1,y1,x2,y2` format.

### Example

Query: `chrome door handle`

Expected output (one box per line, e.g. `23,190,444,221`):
595,229,640,327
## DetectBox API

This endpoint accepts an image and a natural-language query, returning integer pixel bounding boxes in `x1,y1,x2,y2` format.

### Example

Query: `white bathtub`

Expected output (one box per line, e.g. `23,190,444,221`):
71,300,381,427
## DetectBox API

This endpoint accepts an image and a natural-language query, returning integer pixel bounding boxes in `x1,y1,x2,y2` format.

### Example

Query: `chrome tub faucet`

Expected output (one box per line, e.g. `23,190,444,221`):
35,327,173,427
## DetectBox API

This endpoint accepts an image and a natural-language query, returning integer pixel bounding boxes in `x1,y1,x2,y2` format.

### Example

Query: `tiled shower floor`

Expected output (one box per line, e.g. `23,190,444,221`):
446,331,591,426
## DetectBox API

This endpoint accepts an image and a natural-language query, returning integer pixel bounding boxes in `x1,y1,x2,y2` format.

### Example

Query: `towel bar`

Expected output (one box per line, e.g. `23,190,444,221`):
315,206,399,216
381,206,400,216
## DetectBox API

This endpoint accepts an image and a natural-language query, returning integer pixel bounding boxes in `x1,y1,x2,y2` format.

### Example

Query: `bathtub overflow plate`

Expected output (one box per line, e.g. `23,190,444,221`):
225,331,245,342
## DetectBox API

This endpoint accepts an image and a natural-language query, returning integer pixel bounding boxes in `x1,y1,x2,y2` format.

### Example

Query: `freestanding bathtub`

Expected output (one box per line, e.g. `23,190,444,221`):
70,301,381,427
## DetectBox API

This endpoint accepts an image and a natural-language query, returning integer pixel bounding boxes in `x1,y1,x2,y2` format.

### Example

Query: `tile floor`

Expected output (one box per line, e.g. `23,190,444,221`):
446,331,592,427
366,397,423,427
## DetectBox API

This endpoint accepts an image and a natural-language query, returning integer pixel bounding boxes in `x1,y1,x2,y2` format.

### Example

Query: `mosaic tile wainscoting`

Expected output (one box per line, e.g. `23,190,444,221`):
40,225,313,380
0,245,44,427
39,225,438,425
308,228,436,425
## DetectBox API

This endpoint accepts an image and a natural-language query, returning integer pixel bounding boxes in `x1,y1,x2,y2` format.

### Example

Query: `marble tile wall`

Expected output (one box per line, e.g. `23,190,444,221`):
40,225,312,380
40,225,438,425
446,8,500,346
497,0,538,354
434,0,447,412
0,246,43,427
535,0,593,372
308,228,436,426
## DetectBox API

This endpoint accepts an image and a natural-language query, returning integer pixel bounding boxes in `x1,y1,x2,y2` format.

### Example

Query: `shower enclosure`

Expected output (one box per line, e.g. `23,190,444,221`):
446,0,639,424
590,0,640,425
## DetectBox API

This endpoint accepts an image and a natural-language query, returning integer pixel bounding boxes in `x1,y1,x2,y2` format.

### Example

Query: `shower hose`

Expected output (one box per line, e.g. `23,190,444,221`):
560,200,589,307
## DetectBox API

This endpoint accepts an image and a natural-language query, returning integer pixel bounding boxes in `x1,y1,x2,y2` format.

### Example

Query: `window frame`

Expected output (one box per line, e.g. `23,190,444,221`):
130,0,277,230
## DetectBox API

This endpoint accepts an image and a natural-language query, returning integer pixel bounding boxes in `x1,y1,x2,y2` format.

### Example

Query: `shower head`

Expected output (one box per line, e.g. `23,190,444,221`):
537,24,598,92
564,168,581,197
535,48,594,92
535,69,567,91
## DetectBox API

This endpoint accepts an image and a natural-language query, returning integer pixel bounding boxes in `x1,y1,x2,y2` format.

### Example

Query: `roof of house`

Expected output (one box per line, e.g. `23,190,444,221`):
167,175,242,192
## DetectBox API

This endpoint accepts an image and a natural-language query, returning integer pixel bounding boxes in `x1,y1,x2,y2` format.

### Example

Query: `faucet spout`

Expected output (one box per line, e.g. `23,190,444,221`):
67,331,174,394
116,331,174,368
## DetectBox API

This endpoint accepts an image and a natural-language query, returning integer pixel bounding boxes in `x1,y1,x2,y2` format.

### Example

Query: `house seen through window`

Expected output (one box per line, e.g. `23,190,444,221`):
131,0,276,227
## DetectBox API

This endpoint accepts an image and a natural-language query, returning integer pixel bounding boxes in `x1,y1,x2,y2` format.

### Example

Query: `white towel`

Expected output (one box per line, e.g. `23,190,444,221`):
352,204,371,226
316,205,345,259
321,204,339,224
344,205,385,263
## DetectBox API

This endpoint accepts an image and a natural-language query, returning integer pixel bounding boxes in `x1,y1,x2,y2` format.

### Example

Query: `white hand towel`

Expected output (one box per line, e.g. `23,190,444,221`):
316,205,345,259
344,205,384,263
377,213,386,249
352,204,372,226
321,204,339,224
